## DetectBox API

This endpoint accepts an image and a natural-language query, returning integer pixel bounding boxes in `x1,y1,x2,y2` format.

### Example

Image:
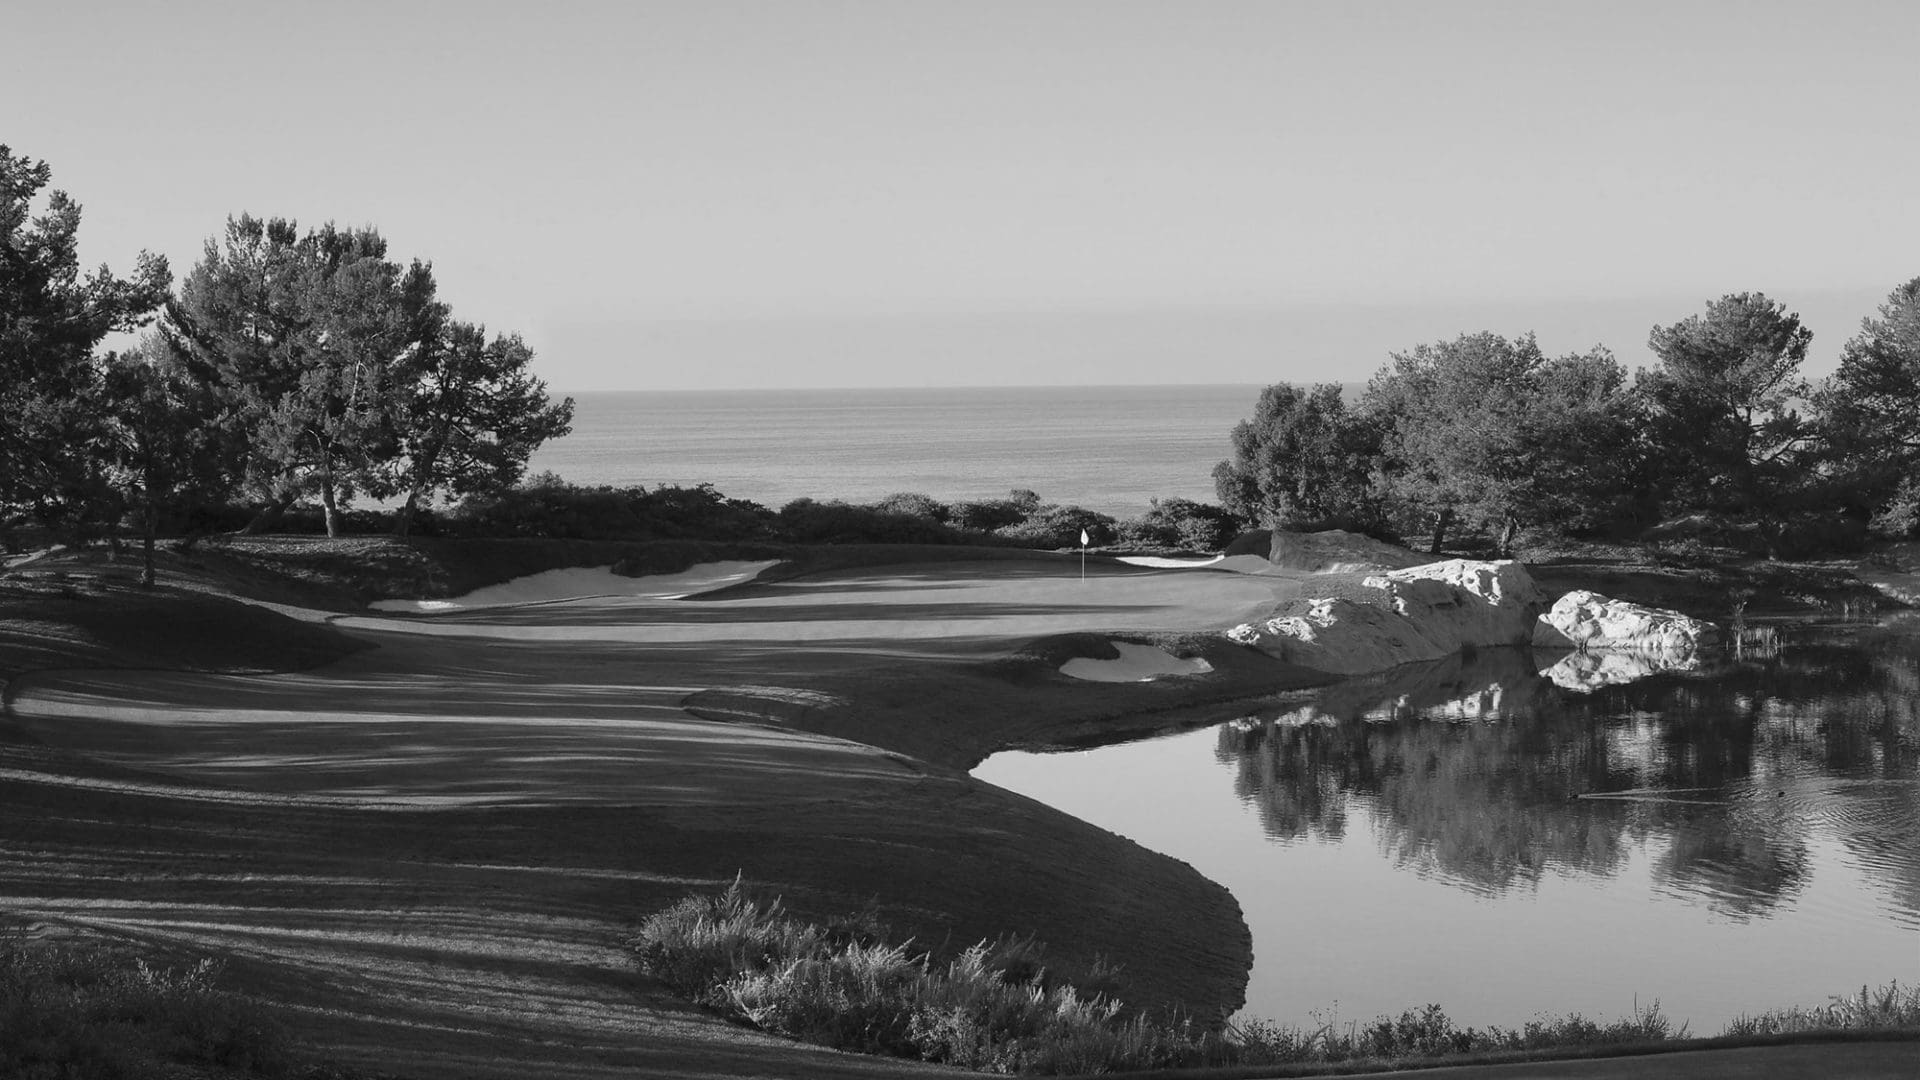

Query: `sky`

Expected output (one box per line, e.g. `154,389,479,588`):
8,0,1918,390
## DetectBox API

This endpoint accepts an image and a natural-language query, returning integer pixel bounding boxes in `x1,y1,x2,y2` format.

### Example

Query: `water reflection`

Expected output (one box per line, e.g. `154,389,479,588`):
1215,625,1920,914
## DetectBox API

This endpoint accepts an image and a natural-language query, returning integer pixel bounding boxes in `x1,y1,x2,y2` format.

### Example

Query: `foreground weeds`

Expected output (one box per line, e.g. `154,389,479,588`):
1725,982,1920,1037
629,879,1202,1073
0,944,289,1079
1225,999,1680,1066
631,879,1714,1074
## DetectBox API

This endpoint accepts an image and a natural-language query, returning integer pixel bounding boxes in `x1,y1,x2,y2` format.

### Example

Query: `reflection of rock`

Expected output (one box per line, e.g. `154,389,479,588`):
1226,560,1545,675
1533,590,1719,652
1539,649,1703,692
1294,648,1554,724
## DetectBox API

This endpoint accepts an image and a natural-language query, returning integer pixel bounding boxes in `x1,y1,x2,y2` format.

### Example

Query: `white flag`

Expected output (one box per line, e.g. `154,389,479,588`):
1080,528,1089,547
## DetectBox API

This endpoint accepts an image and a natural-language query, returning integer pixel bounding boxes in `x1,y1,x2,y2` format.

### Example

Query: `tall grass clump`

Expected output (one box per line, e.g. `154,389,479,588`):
1723,982,1920,1037
630,879,1208,1073
1223,1000,1680,1066
0,943,290,1078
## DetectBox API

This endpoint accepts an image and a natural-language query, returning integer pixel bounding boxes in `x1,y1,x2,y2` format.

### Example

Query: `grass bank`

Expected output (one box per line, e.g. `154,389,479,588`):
633,879,1920,1076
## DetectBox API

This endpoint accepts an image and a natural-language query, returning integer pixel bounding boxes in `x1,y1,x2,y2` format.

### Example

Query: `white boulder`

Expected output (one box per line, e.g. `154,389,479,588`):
1225,559,1546,675
1531,591,1719,653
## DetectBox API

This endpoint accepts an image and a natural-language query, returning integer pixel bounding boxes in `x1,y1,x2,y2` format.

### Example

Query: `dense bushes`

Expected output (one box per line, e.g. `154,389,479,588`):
446,473,777,541
430,479,1229,552
1114,497,1239,551
776,497,987,546
133,473,1252,553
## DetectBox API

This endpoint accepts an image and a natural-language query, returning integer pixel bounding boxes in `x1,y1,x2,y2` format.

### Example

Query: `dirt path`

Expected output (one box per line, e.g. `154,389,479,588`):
1,555,1319,1077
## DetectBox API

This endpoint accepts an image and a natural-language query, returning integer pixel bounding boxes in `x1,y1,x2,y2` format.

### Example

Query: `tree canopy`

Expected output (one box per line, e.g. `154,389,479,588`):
1817,277,1920,526
167,215,440,536
1,145,169,533
1642,293,1813,513
1212,382,1379,531
1359,333,1641,554
381,320,574,536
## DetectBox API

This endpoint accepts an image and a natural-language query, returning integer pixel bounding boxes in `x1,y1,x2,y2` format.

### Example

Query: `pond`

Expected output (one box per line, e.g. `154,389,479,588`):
974,618,1920,1033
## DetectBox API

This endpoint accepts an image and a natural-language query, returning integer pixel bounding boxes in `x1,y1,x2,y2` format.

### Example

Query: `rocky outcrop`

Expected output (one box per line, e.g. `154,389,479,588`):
1531,590,1719,653
1226,559,1545,675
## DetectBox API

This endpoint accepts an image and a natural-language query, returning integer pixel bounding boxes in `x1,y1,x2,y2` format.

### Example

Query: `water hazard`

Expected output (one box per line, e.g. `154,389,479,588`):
975,618,1920,1032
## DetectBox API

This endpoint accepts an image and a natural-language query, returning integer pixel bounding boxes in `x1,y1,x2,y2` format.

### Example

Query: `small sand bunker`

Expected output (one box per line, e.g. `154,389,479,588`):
1112,553,1283,575
1061,642,1213,683
369,560,779,612
1114,554,1227,569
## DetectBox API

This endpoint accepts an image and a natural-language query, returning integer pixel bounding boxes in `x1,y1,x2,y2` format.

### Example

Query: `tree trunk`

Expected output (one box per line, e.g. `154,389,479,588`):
319,455,342,539
393,487,423,538
1499,515,1519,558
241,491,295,535
1429,508,1452,555
141,498,157,589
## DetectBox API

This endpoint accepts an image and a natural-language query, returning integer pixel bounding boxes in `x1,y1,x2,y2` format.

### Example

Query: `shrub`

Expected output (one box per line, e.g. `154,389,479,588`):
726,941,923,1056
629,877,825,1004
451,474,776,541
948,489,1045,533
950,499,1027,532
869,492,948,523
1870,477,1920,539
995,505,1116,549
1116,498,1238,552
778,498,991,546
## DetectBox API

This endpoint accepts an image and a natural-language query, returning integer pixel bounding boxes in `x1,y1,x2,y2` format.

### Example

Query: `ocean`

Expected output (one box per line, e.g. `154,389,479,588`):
527,384,1267,520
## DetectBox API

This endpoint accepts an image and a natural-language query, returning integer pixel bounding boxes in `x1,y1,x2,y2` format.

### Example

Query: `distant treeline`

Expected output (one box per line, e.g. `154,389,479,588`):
8,141,1919,570
248,474,1239,554
1213,288,1920,558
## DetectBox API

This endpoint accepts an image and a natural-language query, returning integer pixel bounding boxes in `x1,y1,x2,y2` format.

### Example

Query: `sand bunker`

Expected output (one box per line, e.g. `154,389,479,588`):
368,560,780,612
1112,554,1279,575
1115,554,1226,568
1060,642,1214,682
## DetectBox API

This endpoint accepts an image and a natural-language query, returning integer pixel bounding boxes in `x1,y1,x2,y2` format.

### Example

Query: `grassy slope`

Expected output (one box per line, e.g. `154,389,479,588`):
0,540,1277,1078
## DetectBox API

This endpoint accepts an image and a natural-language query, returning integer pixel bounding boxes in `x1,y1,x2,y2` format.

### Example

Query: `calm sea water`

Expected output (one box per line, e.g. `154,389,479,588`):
528,385,1265,519
975,621,1920,1032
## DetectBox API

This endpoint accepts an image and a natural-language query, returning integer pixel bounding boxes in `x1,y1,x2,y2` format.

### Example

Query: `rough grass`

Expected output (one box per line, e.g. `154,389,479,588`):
0,943,290,1079
1226,1000,1681,1065
1724,982,1920,1037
